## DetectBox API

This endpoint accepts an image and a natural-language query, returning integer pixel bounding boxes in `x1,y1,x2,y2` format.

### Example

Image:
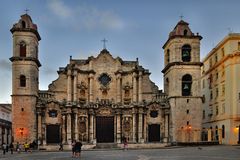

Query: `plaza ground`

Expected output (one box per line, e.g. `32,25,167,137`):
0,145,239,160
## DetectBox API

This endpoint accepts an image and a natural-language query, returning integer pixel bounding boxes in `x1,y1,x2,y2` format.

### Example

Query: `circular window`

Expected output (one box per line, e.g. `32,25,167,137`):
98,73,111,86
150,111,158,118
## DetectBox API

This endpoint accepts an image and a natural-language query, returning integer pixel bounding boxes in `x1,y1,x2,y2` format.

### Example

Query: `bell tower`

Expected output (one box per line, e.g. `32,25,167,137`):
10,13,41,143
162,20,202,142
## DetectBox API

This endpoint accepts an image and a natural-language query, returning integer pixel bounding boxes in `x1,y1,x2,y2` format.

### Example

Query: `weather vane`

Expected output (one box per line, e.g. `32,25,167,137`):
101,38,108,49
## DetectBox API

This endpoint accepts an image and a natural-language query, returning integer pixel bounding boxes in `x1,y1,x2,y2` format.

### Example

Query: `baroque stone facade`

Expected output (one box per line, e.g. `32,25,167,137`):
11,14,171,147
10,14,204,148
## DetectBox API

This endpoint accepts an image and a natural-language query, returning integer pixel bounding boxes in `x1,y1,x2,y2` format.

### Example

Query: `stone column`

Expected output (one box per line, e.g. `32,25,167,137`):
89,112,94,143
74,113,79,141
62,114,66,144
132,72,137,103
164,114,169,142
208,129,212,142
37,112,42,142
89,74,94,103
66,112,72,144
117,74,121,103
116,112,121,143
143,112,147,142
4,128,7,144
8,129,11,144
138,72,143,103
132,108,136,143
138,108,143,143
67,70,72,102
73,70,78,102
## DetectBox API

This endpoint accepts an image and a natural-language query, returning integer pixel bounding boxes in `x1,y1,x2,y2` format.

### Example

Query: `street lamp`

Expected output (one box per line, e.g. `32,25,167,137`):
236,125,240,144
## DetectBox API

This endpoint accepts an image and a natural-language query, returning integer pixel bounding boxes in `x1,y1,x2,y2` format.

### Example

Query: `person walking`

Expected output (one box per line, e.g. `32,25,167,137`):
2,143,7,155
71,140,76,157
59,142,63,151
75,141,83,158
123,137,128,151
9,142,14,154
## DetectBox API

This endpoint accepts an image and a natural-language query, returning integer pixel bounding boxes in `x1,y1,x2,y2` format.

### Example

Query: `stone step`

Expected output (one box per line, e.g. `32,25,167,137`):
95,143,120,149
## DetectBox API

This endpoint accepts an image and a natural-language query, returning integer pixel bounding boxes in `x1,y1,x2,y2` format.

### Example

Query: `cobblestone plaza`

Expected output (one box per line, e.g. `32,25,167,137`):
0,146,239,160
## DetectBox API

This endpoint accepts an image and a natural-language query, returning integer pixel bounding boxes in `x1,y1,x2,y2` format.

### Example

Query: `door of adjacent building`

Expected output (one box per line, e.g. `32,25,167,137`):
96,116,114,143
46,125,60,144
148,124,160,142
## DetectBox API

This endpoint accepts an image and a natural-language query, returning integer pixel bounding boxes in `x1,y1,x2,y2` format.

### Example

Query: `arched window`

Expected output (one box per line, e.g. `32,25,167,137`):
22,21,26,28
222,125,225,138
182,74,192,96
166,49,170,63
20,42,26,57
184,29,188,36
215,126,218,141
182,44,191,62
20,75,26,87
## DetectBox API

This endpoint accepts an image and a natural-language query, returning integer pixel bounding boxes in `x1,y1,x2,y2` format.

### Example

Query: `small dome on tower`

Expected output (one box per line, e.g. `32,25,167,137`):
10,14,41,40
169,20,194,38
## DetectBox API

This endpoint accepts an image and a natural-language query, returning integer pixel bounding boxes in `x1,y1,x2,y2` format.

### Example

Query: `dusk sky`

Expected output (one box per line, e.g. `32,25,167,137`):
1,0,240,103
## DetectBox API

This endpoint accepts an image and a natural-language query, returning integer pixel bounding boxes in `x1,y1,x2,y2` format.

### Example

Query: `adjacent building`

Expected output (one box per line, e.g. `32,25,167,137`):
0,104,12,146
201,33,240,144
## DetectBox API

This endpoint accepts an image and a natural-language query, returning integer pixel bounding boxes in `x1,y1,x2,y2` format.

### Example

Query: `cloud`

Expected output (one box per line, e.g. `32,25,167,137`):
48,0,72,19
43,67,57,75
47,1,124,30
0,59,11,71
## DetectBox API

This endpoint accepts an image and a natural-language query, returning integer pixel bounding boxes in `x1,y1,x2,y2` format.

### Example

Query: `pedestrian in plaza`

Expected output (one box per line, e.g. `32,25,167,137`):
75,141,82,158
9,142,14,154
59,142,63,151
24,142,29,152
71,140,76,157
2,143,7,155
123,136,128,151
16,142,20,153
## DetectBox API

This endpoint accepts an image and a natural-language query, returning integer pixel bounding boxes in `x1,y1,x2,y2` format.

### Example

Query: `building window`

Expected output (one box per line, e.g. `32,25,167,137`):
216,105,219,115
22,20,26,28
215,126,218,140
150,111,158,118
222,84,225,96
166,49,170,63
182,44,191,62
221,48,225,57
216,87,219,98
210,90,213,100
222,103,225,114
222,125,225,138
184,29,188,36
208,74,212,89
215,53,218,63
98,73,111,86
20,42,26,57
215,72,218,80
202,95,205,103
20,75,26,87
182,74,192,96
202,79,205,89
203,110,205,119
186,109,189,114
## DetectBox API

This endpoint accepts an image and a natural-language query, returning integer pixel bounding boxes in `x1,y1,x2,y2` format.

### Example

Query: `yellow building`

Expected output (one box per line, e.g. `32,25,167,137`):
201,33,240,144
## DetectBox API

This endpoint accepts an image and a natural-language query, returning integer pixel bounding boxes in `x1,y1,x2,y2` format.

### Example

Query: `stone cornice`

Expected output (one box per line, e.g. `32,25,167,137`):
162,62,203,73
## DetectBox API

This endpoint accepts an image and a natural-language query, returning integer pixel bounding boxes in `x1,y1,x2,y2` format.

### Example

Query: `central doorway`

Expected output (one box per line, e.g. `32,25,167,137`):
96,116,114,143
46,125,60,144
148,124,160,142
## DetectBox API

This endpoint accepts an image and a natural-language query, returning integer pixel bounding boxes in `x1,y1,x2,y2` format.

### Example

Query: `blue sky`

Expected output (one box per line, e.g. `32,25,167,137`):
0,0,240,103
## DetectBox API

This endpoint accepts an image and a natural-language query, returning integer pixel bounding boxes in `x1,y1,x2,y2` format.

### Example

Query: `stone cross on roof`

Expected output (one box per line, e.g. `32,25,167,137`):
101,38,108,49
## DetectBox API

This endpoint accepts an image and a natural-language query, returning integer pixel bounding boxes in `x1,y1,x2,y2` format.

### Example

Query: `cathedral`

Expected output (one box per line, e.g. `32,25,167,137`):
10,14,202,148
